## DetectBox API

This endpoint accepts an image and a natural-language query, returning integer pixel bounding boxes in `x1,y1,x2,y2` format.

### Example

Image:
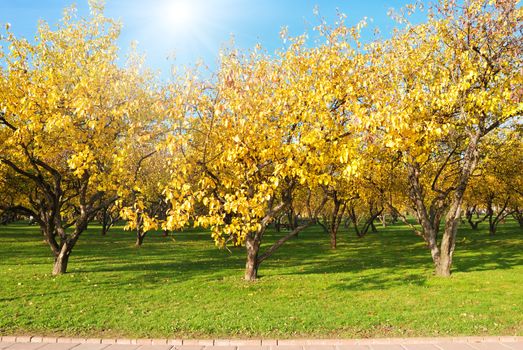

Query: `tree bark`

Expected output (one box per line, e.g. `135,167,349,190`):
135,212,146,247
287,207,297,231
135,230,146,247
330,198,342,249
487,198,510,236
468,219,479,230
100,206,109,236
435,252,452,277
513,209,523,229
434,131,480,277
52,241,73,275
348,206,361,237
100,208,118,236
488,221,497,236
242,197,326,281
391,210,398,224
330,202,346,249
330,229,337,249
275,216,282,232
379,214,387,227
466,206,485,230
244,235,260,281
350,205,382,238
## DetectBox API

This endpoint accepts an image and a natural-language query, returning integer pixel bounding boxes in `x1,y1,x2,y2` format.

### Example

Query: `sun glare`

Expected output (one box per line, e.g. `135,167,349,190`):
157,0,203,33
138,0,234,67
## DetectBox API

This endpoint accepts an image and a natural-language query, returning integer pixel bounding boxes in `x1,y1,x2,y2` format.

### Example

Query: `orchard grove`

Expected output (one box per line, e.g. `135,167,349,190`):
0,0,522,284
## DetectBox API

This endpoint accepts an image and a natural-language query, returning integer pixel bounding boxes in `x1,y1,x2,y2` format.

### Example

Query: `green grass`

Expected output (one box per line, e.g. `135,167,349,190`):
0,220,522,339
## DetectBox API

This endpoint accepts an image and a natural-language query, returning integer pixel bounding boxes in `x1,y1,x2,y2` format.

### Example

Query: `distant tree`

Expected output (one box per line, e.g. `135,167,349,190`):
120,150,171,247
466,128,523,235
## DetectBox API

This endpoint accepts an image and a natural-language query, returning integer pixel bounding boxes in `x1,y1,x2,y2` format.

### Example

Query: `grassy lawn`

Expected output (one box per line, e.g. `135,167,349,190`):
0,220,522,339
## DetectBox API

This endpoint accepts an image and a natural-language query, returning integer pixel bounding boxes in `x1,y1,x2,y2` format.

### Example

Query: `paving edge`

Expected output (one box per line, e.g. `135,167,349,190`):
0,336,522,346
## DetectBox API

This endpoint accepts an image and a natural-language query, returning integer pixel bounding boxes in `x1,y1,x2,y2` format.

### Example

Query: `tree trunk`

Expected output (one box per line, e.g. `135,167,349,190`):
433,197,462,277
52,242,73,275
391,210,398,224
431,205,455,278
344,216,351,228
329,198,342,249
352,206,382,238
434,133,479,276
135,231,146,247
330,229,337,249
287,209,296,231
244,235,260,281
379,214,387,227
101,207,108,236
489,222,497,236
435,253,452,277
487,210,497,236
514,210,523,228
466,207,483,230
489,198,511,236
135,213,146,246
348,206,362,237
435,221,457,277
275,216,281,233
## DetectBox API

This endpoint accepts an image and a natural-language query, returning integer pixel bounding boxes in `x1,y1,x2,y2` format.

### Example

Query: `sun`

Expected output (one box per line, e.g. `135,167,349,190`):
157,0,204,33
137,0,231,67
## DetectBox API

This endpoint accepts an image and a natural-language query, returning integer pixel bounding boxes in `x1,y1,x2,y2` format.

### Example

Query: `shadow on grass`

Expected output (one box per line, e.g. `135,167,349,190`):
1,220,522,290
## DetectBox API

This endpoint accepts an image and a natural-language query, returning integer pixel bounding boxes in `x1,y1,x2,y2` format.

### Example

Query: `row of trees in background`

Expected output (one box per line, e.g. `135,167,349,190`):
0,0,521,280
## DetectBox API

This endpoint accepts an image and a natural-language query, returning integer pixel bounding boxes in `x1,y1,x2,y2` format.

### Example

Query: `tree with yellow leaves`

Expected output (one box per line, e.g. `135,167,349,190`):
119,149,172,247
465,127,523,235
368,0,522,276
163,18,368,280
0,2,160,274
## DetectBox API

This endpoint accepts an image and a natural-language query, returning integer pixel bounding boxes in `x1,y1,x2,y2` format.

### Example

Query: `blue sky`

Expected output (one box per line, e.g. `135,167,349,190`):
0,0,419,77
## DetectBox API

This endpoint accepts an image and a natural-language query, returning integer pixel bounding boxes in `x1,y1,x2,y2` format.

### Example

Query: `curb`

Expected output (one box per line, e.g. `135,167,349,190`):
0,336,522,346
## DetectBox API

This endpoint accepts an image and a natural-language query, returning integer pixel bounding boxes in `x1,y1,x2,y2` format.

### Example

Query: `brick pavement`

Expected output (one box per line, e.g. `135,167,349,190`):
0,337,522,350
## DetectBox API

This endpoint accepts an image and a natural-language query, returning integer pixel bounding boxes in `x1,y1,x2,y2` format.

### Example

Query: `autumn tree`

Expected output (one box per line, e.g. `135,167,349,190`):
317,143,393,246
466,128,523,234
369,0,522,276
0,2,160,274
163,18,368,280
120,149,171,247
96,202,119,236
